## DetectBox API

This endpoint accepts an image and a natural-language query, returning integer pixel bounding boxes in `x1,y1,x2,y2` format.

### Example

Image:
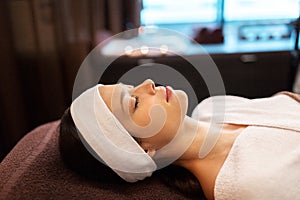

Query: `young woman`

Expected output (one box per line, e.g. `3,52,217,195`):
60,79,300,200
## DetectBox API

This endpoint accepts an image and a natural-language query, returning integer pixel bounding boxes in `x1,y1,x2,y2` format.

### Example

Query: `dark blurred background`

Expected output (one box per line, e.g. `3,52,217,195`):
0,0,141,161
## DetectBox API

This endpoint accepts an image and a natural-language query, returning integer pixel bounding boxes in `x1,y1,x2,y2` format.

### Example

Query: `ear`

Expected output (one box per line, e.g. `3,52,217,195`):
139,140,156,157
146,149,156,157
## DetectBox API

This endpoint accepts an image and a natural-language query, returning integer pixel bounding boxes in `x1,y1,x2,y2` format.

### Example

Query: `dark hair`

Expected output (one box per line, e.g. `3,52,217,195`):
59,108,121,182
59,108,206,199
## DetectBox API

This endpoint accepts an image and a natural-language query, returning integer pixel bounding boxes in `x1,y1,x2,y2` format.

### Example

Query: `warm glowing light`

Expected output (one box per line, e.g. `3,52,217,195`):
124,45,133,55
160,45,168,54
140,45,149,55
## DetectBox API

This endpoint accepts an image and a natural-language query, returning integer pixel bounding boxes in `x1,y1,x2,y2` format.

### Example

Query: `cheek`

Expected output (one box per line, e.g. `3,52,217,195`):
131,98,158,126
131,96,183,148
164,109,182,138
143,105,183,149
131,110,151,126
165,98,183,124
160,100,184,140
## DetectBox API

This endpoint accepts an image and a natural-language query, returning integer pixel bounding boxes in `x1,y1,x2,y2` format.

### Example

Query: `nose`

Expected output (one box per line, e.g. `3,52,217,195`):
139,79,156,94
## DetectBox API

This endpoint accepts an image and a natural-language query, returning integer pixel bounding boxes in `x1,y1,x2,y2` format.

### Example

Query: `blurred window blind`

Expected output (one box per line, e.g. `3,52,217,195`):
141,0,300,26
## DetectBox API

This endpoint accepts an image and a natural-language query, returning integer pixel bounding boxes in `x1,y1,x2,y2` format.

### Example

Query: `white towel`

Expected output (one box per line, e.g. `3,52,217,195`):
215,126,300,200
193,93,300,200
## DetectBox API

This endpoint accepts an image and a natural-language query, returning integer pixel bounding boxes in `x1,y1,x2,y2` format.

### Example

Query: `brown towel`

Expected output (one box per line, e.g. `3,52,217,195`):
0,121,191,200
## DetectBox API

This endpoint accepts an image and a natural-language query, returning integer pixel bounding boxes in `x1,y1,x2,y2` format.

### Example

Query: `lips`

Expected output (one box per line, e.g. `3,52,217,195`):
165,86,172,102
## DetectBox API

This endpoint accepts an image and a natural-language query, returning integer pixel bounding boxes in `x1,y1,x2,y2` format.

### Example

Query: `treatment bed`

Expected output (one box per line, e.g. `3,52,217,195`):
0,121,192,200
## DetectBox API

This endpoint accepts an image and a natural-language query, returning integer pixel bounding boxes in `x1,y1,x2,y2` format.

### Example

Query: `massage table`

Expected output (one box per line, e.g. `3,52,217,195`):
0,121,194,200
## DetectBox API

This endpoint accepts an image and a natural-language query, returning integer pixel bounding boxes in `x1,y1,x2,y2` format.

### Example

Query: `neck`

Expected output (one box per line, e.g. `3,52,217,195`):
174,120,242,200
153,115,207,169
176,116,210,161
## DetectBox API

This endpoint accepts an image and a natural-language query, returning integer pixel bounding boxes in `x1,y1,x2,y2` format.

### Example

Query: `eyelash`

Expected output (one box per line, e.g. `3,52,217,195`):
134,96,139,109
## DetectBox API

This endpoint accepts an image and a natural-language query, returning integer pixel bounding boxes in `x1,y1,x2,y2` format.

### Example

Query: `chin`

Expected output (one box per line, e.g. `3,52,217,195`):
173,90,188,118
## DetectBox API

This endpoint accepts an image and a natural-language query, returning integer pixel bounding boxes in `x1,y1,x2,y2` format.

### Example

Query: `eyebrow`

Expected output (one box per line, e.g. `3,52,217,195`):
119,83,132,95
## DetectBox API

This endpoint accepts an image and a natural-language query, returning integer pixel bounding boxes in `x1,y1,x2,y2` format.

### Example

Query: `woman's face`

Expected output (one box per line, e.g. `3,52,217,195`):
99,79,187,151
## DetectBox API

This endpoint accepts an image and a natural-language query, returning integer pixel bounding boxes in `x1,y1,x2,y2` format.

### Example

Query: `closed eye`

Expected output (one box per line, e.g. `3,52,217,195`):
134,96,139,109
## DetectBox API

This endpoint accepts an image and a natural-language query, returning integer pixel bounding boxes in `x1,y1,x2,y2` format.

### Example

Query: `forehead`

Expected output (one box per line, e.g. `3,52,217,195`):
98,83,133,111
98,84,115,111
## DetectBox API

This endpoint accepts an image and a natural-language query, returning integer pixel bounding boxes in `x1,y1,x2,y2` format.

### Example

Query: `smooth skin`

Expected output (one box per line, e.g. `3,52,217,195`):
99,79,247,200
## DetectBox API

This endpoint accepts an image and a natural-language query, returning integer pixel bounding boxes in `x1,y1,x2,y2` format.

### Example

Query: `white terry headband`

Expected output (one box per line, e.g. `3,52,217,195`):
70,84,157,182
